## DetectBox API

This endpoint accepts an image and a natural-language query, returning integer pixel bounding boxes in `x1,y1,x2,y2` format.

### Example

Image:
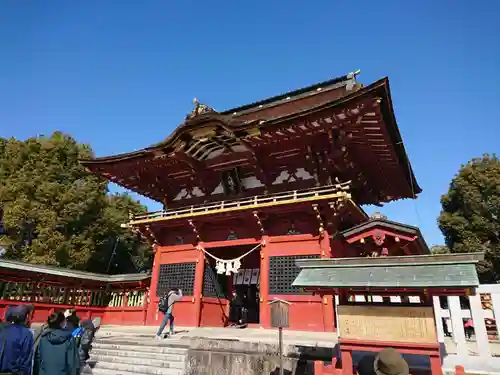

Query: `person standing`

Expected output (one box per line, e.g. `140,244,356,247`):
63,309,80,332
156,288,182,340
77,319,96,369
0,305,35,375
34,312,79,375
442,317,452,337
229,290,243,326
464,318,474,340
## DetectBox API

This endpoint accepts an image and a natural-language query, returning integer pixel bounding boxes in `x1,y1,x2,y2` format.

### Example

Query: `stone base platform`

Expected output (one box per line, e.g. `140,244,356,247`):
94,326,500,374
98,325,338,349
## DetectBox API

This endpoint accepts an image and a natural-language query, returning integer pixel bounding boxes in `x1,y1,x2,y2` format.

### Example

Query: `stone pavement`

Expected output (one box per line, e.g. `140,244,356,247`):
97,325,500,374
99,325,338,348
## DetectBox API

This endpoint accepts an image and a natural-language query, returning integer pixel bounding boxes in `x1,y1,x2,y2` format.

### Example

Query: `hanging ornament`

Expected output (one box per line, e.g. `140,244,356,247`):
215,261,225,274
233,259,241,273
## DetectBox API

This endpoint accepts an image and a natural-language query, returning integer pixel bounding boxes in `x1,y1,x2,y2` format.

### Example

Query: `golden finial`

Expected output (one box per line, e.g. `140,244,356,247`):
193,97,199,105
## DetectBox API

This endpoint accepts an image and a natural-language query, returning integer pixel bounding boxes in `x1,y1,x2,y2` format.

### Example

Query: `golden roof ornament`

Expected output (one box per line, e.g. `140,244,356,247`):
186,97,216,120
346,70,360,91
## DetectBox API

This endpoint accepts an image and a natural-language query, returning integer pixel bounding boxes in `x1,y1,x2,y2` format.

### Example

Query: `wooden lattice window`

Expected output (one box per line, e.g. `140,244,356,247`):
269,254,320,294
156,262,196,296
202,265,226,298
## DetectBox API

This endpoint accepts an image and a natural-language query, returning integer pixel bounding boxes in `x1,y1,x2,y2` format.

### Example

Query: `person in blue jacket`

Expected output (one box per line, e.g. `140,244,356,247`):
0,305,35,375
34,312,79,375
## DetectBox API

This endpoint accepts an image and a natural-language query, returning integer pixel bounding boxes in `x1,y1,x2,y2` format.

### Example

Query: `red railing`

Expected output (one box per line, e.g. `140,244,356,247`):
0,290,149,325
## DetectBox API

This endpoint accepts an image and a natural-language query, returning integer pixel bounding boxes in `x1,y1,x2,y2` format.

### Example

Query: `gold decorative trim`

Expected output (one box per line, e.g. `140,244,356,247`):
130,184,351,225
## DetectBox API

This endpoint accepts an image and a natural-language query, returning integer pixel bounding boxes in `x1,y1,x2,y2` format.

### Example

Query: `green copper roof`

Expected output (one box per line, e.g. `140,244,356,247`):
292,255,482,289
0,258,151,283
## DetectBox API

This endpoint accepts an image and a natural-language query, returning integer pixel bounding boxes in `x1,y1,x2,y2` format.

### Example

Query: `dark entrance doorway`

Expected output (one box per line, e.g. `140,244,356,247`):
202,244,260,325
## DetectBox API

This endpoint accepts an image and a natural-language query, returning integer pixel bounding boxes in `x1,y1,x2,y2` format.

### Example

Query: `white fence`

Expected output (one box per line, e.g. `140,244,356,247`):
347,286,499,359
434,284,500,358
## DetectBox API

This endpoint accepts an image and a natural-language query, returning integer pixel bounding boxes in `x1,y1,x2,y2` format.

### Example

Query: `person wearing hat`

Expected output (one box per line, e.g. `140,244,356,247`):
0,304,35,375
357,348,409,375
5,304,34,327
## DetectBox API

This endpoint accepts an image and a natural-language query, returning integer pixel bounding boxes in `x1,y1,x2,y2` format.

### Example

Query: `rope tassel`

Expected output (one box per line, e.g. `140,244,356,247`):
200,243,262,275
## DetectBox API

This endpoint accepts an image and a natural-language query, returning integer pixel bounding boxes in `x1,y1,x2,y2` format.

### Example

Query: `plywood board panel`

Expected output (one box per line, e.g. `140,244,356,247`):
338,305,436,344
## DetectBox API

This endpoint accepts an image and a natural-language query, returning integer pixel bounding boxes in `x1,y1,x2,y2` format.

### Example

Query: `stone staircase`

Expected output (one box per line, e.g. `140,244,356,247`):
84,333,188,375
73,325,500,375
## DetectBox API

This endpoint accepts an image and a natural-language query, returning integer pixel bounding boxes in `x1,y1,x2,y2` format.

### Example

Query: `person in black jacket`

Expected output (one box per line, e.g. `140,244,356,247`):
34,312,79,375
229,290,244,326
63,309,80,332
78,319,96,369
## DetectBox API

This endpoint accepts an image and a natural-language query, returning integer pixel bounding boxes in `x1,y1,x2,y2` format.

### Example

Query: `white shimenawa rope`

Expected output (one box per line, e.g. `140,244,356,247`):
197,242,263,275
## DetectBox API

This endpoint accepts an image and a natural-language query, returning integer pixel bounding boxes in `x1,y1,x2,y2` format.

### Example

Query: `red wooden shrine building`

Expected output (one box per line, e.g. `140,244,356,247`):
0,71,431,330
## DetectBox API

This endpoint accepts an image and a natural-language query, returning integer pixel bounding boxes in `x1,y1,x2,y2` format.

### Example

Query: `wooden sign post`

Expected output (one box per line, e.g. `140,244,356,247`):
269,298,291,375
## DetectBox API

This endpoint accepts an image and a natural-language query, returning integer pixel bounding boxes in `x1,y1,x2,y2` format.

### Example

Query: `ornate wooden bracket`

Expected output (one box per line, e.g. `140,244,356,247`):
305,145,320,186
152,176,172,207
372,230,386,246
188,219,201,242
170,151,210,196
238,139,271,191
211,135,233,153
133,225,159,252
144,225,158,245
328,199,346,218
252,211,264,234
312,204,325,237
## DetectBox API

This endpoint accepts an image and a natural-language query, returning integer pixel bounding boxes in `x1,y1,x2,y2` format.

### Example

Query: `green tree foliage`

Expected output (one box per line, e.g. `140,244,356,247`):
0,132,150,273
88,193,152,274
438,154,500,282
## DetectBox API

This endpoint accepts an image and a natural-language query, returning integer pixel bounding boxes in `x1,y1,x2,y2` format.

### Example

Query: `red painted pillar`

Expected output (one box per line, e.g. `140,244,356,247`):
193,243,205,327
320,230,332,258
142,286,149,325
430,353,443,375
320,230,335,332
147,246,161,325
314,361,325,375
340,348,353,375
260,236,270,328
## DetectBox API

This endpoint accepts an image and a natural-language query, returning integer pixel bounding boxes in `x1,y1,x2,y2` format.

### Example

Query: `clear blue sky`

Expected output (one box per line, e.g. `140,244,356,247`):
1,1,499,247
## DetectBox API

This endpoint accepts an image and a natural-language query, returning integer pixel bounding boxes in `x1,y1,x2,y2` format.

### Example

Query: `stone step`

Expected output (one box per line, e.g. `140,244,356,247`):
90,354,185,370
82,366,182,375
92,342,188,355
91,347,185,362
95,337,187,347
87,360,182,375
94,328,338,349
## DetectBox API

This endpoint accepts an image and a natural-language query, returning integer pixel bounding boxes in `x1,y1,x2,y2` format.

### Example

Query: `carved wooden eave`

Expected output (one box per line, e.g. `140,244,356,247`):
341,217,430,256
80,75,421,206
237,137,271,190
